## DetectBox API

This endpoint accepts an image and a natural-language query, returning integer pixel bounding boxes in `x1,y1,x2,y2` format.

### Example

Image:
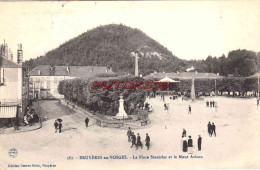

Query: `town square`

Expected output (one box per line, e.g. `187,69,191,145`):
1,1,260,169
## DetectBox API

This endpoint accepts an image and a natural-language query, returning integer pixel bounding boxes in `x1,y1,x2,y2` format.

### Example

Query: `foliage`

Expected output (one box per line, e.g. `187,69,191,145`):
58,76,146,116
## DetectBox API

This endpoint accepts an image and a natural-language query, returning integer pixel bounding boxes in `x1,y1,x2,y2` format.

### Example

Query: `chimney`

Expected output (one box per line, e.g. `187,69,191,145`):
17,43,23,65
134,51,138,76
38,70,41,76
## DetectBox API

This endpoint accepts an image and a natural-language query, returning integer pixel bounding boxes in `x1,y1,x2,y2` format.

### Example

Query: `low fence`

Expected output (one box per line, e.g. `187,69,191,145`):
59,99,150,128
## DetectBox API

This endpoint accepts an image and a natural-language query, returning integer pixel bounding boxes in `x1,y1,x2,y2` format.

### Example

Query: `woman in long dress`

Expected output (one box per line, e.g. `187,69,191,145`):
136,133,143,150
188,136,193,154
182,134,188,152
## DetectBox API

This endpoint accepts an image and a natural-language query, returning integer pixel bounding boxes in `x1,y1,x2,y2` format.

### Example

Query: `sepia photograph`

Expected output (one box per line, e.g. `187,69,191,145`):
0,1,260,169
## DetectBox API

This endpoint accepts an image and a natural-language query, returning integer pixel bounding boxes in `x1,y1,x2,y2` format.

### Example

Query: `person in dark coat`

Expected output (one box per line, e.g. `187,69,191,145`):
145,133,150,150
182,129,186,137
211,123,216,136
198,135,202,151
127,127,132,142
212,101,215,107
130,132,136,148
188,136,193,154
182,134,188,152
207,121,212,136
136,133,143,150
188,105,191,114
206,101,209,107
54,120,58,133
210,101,212,107
85,117,89,127
58,122,62,133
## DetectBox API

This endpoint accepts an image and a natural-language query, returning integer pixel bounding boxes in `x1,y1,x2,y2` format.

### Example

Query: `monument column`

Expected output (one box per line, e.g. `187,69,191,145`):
116,95,128,119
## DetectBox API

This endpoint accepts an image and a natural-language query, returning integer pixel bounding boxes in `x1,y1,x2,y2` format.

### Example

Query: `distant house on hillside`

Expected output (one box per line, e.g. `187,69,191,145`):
28,65,114,99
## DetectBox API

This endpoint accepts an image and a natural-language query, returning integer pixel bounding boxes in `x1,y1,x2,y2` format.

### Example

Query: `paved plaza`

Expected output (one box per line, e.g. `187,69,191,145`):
0,97,260,169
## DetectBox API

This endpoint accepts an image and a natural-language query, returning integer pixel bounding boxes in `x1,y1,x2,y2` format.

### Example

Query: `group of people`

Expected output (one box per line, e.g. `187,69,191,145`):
181,129,202,153
24,107,39,126
127,127,150,150
54,120,62,133
207,121,216,137
206,100,217,108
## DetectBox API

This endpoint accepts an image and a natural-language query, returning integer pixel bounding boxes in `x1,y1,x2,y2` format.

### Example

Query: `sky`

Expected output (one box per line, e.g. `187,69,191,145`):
0,1,260,62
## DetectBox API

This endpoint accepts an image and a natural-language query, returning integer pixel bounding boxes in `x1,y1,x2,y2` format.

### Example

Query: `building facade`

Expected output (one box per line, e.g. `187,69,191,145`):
0,41,25,124
28,65,114,99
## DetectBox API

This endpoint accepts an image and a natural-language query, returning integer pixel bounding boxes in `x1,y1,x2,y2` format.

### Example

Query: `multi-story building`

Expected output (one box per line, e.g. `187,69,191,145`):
28,65,114,99
0,41,25,124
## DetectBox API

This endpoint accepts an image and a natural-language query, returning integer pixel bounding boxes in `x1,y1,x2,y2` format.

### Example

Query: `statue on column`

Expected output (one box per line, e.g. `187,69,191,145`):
116,95,128,119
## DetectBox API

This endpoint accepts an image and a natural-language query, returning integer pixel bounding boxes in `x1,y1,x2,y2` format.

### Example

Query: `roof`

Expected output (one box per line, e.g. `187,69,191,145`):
69,66,114,77
28,65,114,77
159,77,180,83
0,57,21,68
144,72,222,80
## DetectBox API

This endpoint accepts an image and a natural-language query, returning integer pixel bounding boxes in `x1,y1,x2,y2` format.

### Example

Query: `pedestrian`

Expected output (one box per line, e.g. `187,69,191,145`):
198,135,202,151
145,133,150,150
211,123,216,136
136,133,143,150
212,101,215,107
188,105,191,114
182,134,188,152
85,117,89,127
127,127,132,142
207,121,212,136
187,136,193,154
54,120,58,133
58,122,62,133
130,132,136,148
164,103,167,110
206,101,209,107
182,129,186,137
210,101,212,107
257,99,259,106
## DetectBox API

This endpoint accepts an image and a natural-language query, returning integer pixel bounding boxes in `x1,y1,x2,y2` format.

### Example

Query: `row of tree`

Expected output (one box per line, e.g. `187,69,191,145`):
191,50,260,77
58,75,146,116
178,77,259,96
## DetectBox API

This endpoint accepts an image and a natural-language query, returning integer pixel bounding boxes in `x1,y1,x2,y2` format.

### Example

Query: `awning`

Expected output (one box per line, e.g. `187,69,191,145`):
159,77,180,83
0,106,18,118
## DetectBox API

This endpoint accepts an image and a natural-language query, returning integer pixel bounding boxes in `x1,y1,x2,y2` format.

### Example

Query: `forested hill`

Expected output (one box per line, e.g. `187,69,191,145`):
24,24,260,77
24,24,188,75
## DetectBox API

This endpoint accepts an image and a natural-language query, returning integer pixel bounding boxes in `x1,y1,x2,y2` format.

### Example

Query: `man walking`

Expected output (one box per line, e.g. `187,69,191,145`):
85,117,89,127
58,122,62,133
145,133,150,150
198,135,202,151
182,129,186,137
54,120,58,133
211,123,216,136
207,121,212,136
188,105,191,114
131,132,136,148
127,127,132,142
187,136,193,154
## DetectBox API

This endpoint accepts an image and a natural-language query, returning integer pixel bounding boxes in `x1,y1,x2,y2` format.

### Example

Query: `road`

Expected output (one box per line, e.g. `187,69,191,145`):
0,98,260,169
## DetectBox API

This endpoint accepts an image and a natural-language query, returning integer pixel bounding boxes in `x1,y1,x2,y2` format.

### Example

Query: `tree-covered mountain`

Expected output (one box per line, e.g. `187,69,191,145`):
24,24,189,75
23,24,260,77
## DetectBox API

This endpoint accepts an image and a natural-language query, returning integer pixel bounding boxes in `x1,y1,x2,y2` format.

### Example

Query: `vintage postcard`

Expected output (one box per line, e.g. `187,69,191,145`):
0,1,260,169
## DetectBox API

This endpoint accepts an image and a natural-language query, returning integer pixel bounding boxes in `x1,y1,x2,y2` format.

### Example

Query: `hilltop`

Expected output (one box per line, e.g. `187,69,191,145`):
24,24,188,75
